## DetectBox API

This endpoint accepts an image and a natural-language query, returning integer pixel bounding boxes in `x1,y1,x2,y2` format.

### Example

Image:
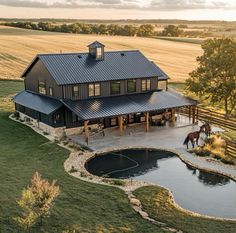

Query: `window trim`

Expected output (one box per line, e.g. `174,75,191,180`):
38,81,46,95
72,85,79,97
127,79,137,93
88,82,101,97
141,79,151,92
111,81,121,95
49,87,53,96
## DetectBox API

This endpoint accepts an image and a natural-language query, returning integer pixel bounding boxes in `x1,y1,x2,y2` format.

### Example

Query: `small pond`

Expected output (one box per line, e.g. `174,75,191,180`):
85,149,236,219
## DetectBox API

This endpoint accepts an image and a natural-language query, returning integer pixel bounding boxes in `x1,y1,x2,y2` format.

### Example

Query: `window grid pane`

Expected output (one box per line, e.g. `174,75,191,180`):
141,80,146,92
73,86,79,97
89,84,94,97
39,81,46,95
147,79,151,90
95,83,100,96
111,81,121,95
127,80,136,93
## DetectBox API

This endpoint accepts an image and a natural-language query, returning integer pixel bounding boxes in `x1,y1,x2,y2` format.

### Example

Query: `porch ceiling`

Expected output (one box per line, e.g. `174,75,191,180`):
62,90,197,121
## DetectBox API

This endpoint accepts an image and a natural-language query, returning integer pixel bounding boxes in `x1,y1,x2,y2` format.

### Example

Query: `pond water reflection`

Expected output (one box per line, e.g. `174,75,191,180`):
86,149,236,219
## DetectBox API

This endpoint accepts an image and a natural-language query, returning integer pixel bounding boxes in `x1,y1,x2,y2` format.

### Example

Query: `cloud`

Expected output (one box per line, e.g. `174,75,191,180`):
0,0,234,10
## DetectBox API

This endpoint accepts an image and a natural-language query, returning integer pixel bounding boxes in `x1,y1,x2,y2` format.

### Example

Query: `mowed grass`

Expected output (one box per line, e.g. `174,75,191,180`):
0,80,163,232
0,26,202,82
134,186,236,233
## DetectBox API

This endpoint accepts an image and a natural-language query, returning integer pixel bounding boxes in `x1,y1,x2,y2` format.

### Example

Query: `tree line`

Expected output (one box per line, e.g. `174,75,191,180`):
4,21,191,37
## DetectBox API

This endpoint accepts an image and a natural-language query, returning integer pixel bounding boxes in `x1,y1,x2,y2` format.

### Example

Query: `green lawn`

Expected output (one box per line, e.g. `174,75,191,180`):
134,186,236,233
0,80,235,232
0,80,163,232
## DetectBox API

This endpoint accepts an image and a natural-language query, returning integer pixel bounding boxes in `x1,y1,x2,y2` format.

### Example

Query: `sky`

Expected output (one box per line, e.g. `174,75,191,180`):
1,0,236,20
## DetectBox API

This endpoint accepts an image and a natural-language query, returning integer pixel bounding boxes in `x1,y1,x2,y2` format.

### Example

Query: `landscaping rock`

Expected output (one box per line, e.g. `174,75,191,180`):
130,198,141,206
139,210,149,218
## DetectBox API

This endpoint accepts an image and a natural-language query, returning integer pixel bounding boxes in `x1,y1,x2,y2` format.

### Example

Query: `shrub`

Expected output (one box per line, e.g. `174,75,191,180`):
109,179,126,186
221,158,235,165
43,131,49,135
69,166,78,173
68,142,75,148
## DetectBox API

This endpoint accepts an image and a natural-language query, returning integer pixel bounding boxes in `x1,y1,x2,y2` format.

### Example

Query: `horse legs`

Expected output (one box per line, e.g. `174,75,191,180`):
196,137,199,146
191,139,195,148
186,142,189,150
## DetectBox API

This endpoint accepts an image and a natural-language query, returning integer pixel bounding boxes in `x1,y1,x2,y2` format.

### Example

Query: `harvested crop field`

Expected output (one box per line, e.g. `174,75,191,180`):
0,26,202,82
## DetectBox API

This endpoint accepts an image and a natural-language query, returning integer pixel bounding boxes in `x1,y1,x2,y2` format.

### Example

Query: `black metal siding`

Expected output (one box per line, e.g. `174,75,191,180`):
62,77,158,100
24,59,62,99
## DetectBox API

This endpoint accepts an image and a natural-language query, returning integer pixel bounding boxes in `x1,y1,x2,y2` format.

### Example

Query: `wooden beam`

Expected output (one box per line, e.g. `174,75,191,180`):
145,112,150,132
118,115,123,136
188,106,191,121
172,108,176,125
84,120,89,145
196,106,199,121
192,106,196,124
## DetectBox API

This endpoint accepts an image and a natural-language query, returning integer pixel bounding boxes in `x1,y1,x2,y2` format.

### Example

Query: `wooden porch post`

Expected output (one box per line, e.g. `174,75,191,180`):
118,115,123,136
192,106,196,124
188,106,191,122
84,120,89,145
196,106,199,121
172,108,176,125
145,112,150,132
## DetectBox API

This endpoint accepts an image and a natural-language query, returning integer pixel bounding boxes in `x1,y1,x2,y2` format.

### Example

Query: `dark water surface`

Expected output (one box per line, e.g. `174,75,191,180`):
86,149,236,219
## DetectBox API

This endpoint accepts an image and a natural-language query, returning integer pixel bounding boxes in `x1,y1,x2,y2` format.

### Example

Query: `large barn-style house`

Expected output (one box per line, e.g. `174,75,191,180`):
13,41,197,143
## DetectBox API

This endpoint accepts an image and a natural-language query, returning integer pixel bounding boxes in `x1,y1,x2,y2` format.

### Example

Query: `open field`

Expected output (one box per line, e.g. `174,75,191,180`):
1,79,236,232
0,26,202,82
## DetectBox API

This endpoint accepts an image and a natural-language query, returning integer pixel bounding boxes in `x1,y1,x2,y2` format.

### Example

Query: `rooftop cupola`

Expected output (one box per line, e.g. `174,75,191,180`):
88,41,105,61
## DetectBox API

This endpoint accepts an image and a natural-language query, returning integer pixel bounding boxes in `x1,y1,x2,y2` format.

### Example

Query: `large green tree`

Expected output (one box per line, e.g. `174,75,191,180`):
186,38,236,115
161,25,183,37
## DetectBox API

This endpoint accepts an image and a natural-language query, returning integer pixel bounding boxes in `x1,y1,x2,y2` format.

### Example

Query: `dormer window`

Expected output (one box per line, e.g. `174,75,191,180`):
88,41,105,61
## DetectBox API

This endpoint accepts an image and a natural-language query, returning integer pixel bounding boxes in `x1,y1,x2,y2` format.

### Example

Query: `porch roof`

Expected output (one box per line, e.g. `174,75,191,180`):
13,90,63,115
62,91,197,120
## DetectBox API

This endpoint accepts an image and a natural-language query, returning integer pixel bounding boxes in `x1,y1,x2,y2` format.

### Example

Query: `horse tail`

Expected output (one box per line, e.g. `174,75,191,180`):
183,135,189,145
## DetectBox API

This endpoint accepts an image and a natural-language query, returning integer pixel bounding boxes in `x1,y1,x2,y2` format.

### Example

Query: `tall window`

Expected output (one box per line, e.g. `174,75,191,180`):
38,81,46,95
141,79,151,92
49,87,53,96
73,85,79,97
127,79,136,93
89,83,100,97
111,81,121,95
96,48,102,59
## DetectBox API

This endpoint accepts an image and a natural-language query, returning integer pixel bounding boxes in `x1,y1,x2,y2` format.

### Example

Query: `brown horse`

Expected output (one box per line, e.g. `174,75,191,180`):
183,130,202,149
200,122,211,137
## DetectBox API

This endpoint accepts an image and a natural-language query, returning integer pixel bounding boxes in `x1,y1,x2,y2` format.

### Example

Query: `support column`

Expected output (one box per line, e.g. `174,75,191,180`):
118,115,123,136
196,106,199,121
172,108,176,125
188,106,191,122
84,120,89,145
145,112,150,132
192,106,196,124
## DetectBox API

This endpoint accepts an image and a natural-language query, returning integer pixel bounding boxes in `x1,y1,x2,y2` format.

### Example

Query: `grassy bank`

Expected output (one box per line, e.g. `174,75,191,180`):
134,186,236,233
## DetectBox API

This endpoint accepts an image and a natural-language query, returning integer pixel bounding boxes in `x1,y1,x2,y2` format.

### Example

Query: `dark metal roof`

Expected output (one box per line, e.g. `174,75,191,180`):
62,91,197,120
13,91,63,115
151,62,169,80
88,41,105,48
22,50,169,85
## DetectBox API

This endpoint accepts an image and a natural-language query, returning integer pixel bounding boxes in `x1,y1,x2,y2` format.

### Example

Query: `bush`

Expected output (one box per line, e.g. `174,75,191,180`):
43,131,49,135
69,166,78,173
109,179,126,186
67,142,75,148
221,158,235,165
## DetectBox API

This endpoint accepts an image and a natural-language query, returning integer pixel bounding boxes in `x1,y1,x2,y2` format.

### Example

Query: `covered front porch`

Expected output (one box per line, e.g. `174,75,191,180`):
63,90,198,145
